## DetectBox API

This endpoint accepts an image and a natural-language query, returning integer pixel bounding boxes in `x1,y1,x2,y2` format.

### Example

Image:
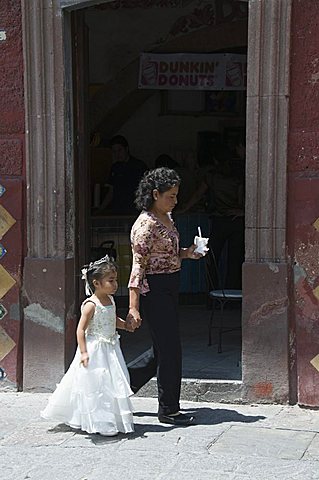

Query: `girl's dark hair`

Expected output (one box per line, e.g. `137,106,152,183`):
134,167,180,211
82,255,117,293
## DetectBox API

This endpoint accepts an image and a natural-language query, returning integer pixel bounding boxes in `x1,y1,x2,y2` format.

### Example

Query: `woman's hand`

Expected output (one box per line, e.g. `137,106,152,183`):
126,307,142,330
184,244,203,260
180,245,203,260
80,352,89,367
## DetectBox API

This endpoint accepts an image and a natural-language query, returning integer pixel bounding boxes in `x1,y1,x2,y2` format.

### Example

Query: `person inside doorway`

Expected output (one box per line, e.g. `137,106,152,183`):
181,143,245,289
98,135,147,215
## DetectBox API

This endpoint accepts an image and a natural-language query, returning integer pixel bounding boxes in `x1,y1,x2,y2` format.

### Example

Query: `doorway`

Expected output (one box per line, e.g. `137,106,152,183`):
21,0,292,401
72,0,248,382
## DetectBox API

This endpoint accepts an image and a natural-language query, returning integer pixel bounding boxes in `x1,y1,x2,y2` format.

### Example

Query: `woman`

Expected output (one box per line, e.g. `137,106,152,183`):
126,167,202,426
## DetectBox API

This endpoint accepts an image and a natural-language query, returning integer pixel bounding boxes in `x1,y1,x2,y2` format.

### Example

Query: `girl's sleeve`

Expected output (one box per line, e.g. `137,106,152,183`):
128,220,155,294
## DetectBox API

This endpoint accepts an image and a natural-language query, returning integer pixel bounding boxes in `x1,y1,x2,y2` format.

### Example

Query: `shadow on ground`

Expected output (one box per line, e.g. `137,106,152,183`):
134,407,266,426
47,421,175,443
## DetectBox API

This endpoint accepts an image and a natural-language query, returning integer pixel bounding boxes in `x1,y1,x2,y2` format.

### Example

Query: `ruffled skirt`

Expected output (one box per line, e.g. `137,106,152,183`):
41,335,134,435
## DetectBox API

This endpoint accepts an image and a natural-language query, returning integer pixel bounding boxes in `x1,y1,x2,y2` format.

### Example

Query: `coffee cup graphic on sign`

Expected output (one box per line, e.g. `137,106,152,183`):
141,60,158,87
226,61,242,88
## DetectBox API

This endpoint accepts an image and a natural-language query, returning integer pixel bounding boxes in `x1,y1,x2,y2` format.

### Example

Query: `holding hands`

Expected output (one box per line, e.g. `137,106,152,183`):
117,311,141,333
126,307,142,332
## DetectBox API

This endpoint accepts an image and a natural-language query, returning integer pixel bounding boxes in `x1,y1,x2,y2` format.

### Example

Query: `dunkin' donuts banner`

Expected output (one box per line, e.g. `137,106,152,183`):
138,53,247,91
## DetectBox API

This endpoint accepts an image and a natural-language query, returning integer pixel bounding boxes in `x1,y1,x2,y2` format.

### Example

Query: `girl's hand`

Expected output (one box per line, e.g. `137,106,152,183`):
80,352,89,367
124,318,136,332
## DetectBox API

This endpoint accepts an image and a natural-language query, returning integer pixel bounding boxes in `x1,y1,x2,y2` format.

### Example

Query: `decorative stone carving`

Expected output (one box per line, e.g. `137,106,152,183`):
22,0,73,258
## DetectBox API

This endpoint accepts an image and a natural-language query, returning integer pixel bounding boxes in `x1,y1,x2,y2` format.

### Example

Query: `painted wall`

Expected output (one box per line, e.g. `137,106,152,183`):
288,0,319,406
0,1,25,388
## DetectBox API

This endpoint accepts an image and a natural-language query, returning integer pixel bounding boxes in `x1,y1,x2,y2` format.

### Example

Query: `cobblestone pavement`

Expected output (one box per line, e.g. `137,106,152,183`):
1,392,319,480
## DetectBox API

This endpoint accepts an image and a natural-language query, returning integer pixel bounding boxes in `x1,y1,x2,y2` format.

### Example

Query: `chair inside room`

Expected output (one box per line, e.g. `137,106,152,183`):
205,248,242,353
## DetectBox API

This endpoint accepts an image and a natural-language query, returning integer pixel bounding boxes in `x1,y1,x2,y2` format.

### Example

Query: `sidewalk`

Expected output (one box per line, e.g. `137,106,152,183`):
1,392,319,480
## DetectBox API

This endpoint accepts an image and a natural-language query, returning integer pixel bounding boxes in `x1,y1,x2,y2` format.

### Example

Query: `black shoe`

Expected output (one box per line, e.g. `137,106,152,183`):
158,413,194,426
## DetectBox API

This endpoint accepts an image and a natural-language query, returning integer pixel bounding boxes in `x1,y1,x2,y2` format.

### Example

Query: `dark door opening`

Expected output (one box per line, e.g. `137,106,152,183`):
72,0,248,381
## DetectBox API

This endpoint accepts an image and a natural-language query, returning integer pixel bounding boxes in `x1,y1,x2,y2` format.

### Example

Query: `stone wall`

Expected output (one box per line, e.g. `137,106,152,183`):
0,1,25,388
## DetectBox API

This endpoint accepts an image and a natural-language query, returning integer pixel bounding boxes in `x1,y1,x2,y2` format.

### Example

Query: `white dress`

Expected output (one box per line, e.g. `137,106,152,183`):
41,296,134,435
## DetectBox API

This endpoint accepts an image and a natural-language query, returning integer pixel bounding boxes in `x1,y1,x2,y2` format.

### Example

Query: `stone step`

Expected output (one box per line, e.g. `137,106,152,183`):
135,377,244,404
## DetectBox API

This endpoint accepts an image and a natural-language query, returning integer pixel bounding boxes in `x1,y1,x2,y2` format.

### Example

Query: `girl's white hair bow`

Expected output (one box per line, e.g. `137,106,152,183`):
81,267,93,296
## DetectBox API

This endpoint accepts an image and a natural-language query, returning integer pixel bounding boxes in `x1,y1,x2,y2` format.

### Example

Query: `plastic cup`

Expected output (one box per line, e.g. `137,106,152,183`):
194,235,209,255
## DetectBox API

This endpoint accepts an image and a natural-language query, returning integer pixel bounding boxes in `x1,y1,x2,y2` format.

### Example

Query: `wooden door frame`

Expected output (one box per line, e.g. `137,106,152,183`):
71,12,90,319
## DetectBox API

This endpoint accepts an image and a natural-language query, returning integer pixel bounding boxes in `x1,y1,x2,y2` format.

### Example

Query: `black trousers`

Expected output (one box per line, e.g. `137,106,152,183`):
128,272,181,416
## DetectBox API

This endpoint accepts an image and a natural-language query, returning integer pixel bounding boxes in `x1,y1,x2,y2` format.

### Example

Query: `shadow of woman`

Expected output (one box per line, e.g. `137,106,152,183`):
181,407,266,425
133,407,266,427
47,407,265,441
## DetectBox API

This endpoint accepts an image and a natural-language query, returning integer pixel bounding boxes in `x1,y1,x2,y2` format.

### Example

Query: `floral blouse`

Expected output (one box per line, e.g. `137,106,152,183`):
128,211,181,294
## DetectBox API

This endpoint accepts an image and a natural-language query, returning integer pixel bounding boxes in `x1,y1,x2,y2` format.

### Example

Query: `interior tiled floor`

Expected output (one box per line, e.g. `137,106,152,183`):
120,303,242,381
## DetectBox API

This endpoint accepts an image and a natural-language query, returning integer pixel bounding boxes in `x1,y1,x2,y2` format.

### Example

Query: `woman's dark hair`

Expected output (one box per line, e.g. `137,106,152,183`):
82,255,117,294
134,167,181,211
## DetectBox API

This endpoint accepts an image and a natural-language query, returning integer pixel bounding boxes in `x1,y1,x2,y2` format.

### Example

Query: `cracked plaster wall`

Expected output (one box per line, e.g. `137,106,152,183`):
288,0,319,406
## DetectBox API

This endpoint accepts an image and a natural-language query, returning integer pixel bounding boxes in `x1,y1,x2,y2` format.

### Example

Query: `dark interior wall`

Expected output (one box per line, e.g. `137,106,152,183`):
86,2,248,160
0,1,25,388
288,0,319,407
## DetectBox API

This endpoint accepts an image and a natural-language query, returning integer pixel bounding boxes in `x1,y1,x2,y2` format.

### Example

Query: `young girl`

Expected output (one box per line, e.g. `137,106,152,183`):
41,255,135,436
